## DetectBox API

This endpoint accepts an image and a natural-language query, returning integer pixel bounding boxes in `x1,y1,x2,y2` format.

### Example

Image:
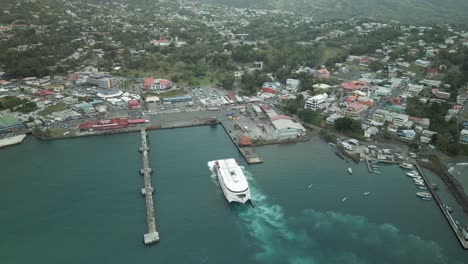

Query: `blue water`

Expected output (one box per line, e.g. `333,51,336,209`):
0,126,467,263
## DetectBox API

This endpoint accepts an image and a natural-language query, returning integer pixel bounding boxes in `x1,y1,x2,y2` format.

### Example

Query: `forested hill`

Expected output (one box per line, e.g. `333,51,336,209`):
201,0,468,24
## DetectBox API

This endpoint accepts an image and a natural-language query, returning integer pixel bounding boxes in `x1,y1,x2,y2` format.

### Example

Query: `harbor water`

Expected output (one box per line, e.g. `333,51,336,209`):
0,126,467,263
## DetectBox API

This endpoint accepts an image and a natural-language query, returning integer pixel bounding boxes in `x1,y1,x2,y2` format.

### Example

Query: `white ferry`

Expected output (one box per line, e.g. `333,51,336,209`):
210,159,251,204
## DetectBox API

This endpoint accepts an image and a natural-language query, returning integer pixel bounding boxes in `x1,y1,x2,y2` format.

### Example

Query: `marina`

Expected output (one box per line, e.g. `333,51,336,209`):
138,128,159,245
414,164,468,249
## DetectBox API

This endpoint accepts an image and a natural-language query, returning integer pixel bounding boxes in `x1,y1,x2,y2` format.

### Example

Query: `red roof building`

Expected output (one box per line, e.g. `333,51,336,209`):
128,100,141,110
238,135,252,147
144,77,155,90
35,90,55,96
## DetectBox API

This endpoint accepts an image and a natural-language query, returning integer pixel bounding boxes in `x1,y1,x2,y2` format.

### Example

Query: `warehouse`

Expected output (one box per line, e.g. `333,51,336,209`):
270,115,306,140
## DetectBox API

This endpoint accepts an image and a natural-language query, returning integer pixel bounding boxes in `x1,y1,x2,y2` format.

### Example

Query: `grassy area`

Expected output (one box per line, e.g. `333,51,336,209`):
38,103,68,116
142,88,188,99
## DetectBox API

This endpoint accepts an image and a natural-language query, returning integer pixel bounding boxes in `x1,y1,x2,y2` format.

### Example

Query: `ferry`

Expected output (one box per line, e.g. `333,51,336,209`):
210,159,251,204
399,163,414,169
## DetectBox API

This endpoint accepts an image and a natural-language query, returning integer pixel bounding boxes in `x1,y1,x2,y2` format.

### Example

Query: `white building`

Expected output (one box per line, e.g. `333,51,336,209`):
270,116,306,140
393,114,409,127
305,93,328,111
286,79,300,92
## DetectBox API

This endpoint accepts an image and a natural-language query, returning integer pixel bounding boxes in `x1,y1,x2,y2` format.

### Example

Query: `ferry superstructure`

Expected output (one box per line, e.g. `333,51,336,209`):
210,159,251,204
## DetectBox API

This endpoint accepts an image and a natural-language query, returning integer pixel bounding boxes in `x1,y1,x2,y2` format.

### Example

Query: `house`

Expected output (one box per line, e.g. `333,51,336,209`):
261,82,281,94
427,68,438,78
409,117,430,129
435,91,451,100
364,127,379,138
415,59,431,67
285,79,300,92
315,68,330,80
254,61,264,70
146,78,172,91
343,103,368,119
153,39,171,46
460,129,468,144
457,93,468,104
305,93,328,111
375,87,391,96
406,84,424,97
313,83,331,91
393,114,409,127
341,81,367,91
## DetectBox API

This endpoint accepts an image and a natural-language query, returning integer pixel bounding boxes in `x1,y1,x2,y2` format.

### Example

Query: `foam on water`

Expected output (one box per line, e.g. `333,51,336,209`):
230,168,449,264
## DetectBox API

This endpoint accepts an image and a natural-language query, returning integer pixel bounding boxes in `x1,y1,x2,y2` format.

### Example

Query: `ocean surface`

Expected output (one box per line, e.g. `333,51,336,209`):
0,126,467,264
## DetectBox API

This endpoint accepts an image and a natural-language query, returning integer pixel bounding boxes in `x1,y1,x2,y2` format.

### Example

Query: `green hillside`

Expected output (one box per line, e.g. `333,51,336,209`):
204,0,468,24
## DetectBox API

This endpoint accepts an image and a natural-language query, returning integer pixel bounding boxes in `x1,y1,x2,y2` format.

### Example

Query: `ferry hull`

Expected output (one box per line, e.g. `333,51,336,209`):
212,161,251,204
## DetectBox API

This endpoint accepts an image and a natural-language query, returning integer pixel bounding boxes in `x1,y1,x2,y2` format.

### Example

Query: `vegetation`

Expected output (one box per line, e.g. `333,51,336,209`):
38,103,68,116
406,97,466,156
334,117,364,139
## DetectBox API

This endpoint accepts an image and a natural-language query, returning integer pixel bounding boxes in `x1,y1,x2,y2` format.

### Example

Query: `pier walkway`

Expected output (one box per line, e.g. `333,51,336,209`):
139,128,159,245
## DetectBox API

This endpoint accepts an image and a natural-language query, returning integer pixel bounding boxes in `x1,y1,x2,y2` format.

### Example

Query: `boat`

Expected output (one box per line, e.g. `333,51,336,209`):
0,134,26,149
406,171,419,177
328,142,337,148
363,192,370,195
418,186,427,190
371,165,379,169
399,163,414,169
307,184,313,189
422,197,432,201
444,205,453,213
341,197,348,202
348,167,352,174
374,170,381,174
416,192,432,199
210,159,251,204
415,182,426,187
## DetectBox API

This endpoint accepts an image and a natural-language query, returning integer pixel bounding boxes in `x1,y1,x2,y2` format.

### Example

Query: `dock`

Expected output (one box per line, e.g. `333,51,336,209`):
138,128,159,245
220,122,263,164
414,164,468,249
365,157,373,173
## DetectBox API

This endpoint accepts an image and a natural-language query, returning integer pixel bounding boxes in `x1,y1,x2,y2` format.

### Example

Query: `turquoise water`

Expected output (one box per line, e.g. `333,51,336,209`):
0,126,467,263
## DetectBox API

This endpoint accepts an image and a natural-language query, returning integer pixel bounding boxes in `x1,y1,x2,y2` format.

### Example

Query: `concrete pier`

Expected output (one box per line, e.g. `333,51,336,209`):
365,157,373,173
415,164,468,249
139,128,159,245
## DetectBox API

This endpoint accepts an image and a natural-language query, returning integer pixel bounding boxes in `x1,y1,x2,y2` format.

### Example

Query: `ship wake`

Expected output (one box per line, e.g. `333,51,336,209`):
230,169,449,264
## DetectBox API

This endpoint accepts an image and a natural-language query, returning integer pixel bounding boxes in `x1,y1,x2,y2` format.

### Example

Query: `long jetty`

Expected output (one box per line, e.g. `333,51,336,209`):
414,164,468,249
138,128,159,245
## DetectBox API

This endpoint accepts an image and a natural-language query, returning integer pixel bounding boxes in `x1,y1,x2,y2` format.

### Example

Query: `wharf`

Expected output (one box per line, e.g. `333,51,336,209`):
414,164,468,249
220,122,263,164
365,157,373,173
139,128,159,245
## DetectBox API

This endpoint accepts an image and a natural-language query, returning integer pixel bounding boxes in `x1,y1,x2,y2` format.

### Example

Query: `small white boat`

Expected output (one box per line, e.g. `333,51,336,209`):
328,142,337,148
307,184,313,189
400,163,414,169
416,192,432,199
418,186,427,190
374,170,381,174
406,171,419,177
348,167,353,174
363,192,370,195
341,197,348,202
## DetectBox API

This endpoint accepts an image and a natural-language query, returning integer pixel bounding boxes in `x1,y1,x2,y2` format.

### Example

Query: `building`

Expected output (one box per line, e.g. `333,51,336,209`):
457,93,468,105
86,74,113,89
285,79,300,92
460,129,468,144
315,68,330,80
270,116,306,140
393,114,409,127
261,82,281,94
343,103,368,119
0,114,23,133
153,39,171,46
146,79,172,91
128,100,141,110
254,61,264,70
305,93,328,111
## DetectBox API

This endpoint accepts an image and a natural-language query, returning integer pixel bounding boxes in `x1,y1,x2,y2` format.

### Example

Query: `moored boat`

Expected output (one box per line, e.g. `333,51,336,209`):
416,191,432,199
210,159,251,204
399,163,414,169
347,167,352,174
